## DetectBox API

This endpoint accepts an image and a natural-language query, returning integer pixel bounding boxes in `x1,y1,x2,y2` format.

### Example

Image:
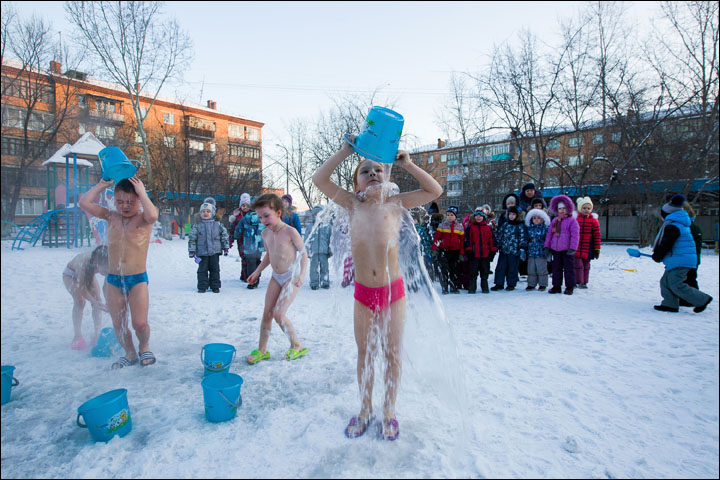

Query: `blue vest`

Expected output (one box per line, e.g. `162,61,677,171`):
661,210,697,270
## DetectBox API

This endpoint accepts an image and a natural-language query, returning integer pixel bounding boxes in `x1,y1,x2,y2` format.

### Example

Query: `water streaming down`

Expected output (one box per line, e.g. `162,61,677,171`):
305,161,472,458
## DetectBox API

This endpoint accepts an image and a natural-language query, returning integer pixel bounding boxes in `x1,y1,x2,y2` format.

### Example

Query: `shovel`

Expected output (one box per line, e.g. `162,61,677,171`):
626,248,652,258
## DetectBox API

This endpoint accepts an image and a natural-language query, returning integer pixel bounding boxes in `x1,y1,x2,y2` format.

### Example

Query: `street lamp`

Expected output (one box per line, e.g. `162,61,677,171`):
275,144,289,195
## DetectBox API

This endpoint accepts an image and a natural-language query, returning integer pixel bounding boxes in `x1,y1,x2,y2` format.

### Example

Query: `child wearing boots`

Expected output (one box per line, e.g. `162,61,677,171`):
465,208,496,294
188,201,230,293
524,208,550,291
574,197,601,289
491,206,528,291
432,205,465,294
544,195,579,295
304,205,332,289
234,204,266,289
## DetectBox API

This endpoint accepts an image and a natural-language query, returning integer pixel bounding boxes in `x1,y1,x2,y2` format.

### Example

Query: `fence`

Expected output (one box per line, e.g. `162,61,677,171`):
599,215,718,244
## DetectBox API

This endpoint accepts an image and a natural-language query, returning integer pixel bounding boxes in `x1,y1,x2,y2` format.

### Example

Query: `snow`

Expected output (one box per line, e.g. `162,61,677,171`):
1,239,718,478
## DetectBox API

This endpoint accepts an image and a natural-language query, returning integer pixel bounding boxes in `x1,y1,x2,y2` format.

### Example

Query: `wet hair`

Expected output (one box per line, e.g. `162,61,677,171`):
253,193,283,212
114,179,137,195
352,159,384,192
83,245,108,291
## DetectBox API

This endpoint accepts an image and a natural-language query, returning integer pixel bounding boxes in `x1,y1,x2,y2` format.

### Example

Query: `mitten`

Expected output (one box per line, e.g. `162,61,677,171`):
459,254,467,262
223,249,228,256
593,249,600,260
189,251,195,258
519,249,527,261
431,250,438,259
567,249,577,256
544,247,551,258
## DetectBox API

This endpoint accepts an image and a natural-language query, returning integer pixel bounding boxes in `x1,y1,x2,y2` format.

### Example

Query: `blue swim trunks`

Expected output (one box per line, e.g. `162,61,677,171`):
106,272,148,294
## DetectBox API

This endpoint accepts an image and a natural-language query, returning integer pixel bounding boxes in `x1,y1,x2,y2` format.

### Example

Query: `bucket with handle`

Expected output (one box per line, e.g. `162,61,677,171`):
201,343,236,375
201,372,243,422
76,388,132,442
1,366,19,406
344,106,404,164
91,327,122,357
98,146,140,183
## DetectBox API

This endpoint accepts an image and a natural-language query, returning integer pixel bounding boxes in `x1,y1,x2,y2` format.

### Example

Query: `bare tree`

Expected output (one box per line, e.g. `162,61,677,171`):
64,1,193,188
1,12,79,232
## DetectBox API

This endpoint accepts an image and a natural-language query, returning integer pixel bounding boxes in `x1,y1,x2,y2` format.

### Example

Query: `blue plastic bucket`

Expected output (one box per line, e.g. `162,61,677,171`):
1,365,19,406
91,327,122,357
201,373,243,422
76,388,132,442
98,146,140,183
201,343,236,375
345,106,404,164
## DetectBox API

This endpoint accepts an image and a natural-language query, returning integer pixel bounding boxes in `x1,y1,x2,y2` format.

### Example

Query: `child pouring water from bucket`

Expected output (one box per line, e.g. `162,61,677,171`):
63,245,109,350
245,193,309,364
312,107,442,441
79,174,159,369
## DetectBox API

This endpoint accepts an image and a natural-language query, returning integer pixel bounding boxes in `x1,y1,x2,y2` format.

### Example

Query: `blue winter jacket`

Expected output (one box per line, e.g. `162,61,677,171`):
283,212,302,235
652,210,696,270
495,219,528,256
526,223,549,258
234,211,265,255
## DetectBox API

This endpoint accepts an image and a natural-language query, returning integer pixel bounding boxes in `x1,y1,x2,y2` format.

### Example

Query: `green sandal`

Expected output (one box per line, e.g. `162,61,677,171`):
285,347,308,361
246,349,270,365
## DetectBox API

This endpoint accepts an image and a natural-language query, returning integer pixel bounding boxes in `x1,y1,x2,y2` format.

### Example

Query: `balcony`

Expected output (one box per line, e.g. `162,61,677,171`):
447,173,463,182
447,191,463,197
185,116,216,139
87,108,125,124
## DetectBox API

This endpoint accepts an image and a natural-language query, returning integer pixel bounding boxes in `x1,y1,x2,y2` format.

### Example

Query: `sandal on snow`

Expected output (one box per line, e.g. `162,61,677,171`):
111,356,139,370
285,347,308,361
345,415,375,438
139,351,156,366
378,417,400,441
246,349,270,365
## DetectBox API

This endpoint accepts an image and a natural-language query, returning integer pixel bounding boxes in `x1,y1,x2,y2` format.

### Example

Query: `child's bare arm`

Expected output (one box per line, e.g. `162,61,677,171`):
79,180,113,220
393,151,443,209
247,247,271,284
291,229,308,286
129,177,159,224
312,138,356,210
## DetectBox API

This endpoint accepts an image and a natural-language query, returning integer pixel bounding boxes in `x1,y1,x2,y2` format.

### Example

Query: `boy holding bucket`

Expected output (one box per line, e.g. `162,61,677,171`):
313,113,442,440
79,176,159,369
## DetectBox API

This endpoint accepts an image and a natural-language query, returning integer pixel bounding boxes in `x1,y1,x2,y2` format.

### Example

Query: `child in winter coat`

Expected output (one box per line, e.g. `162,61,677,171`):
652,194,713,313
234,206,266,289
228,193,252,269
681,202,703,300
304,205,332,289
281,194,302,235
524,209,550,290
432,205,465,294
574,197,602,289
491,206,528,291
465,208,497,293
188,201,230,293
497,193,520,229
544,195,579,295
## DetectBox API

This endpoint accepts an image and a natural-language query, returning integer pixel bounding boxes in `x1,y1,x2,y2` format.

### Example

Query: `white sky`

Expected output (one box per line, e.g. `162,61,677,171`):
9,1,662,203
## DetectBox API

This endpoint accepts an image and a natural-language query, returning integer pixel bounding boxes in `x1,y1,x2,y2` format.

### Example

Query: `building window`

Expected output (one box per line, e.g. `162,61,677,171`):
441,168,447,177
1,137,55,159
593,134,603,145
547,139,560,150
247,127,260,141
2,166,47,188
440,154,447,163
568,136,584,148
529,143,536,152
228,124,244,139
163,113,175,125
611,132,621,143
163,135,176,148
97,125,116,140
447,151,461,165
427,155,433,164
209,143,216,153
1,76,54,104
14,197,45,216
189,139,204,151
568,154,584,166
1,105,55,131
228,143,260,159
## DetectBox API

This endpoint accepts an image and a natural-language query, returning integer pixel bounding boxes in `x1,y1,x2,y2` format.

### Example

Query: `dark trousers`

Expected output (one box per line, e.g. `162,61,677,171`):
551,250,575,288
439,249,460,292
197,253,221,290
684,268,698,289
245,253,262,281
469,257,491,293
494,252,519,287
518,257,528,276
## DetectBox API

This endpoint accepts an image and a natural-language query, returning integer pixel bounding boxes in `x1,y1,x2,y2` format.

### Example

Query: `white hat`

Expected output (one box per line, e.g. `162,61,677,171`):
576,196,593,210
200,202,216,215
240,193,251,207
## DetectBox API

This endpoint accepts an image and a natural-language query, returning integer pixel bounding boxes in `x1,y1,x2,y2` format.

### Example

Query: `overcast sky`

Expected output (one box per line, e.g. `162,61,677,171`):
9,1,662,200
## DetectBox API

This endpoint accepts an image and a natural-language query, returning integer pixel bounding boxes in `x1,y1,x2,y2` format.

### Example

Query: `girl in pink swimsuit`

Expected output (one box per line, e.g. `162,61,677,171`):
313,135,442,441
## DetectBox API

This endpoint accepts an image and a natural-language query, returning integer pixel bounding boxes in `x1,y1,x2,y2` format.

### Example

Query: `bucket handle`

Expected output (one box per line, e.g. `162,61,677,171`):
129,159,141,169
76,413,87,429
2,373,19,387
217,390,242,409
200,348,237,371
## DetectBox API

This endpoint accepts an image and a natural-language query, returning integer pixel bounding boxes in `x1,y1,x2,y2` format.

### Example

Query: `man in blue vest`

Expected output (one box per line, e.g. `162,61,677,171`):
652,194,713,313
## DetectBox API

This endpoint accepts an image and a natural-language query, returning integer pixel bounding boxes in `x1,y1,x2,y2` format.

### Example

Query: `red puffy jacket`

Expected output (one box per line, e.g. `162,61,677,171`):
432,220,465,253
575,212,601,259
466,219,496,258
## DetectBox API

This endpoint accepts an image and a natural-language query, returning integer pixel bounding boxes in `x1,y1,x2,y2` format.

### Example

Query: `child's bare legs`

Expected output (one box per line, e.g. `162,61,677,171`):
247,278,303,363
128,283,151,362
64,276,86,342
380,298,405,437
106,284,137,361
106,283,150,363
351,301,378,434
88,278,104,348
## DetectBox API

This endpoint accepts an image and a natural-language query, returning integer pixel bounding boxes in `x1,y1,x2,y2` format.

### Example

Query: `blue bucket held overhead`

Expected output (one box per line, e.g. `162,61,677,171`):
98,146,140,184
1,365,20,406
91,327,122,357
344,106,404,164
201,372,243,423
76,388,132,442
201,343,236,375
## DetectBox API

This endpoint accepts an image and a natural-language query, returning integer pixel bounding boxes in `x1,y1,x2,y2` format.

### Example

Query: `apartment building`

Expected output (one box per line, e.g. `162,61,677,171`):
1,58,264,228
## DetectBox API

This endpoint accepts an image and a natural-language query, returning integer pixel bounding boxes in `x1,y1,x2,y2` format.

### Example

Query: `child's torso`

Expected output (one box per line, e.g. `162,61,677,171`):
263,224,298,274
107,212,151,275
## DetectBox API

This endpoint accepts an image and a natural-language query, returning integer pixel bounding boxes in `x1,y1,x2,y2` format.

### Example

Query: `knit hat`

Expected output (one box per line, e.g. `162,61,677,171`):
447,205,459,216
522,183,536,195
240,193,251,207
200,202,216,215
531,197,546,209
507,206,519,216
203,197,216,207
576,196,593,210
473,208,488,219
661,194,686,215
427,202,439,214
281,194,293,206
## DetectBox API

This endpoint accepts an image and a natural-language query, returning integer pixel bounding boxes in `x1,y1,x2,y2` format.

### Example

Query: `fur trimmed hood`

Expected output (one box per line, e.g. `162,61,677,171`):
572,211,599,220
549,194,574,215
525,208,551,226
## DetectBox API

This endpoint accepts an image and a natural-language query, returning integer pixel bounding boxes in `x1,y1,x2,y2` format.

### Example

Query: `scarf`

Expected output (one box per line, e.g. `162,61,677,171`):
553,212,568,235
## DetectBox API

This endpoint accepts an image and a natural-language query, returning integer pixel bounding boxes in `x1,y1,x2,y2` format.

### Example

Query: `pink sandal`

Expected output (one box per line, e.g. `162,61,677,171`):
345,415,375,438
71,337,86,350
378,418,399,441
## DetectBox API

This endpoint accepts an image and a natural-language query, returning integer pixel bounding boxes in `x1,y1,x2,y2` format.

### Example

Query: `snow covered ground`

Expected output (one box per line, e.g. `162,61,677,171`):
1,238,718,478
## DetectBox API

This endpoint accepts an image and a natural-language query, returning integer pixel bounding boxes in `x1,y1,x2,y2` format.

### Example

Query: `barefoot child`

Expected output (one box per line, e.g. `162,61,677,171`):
79,176,159,369
313,135,442,441
63,245,109,349
245,193,309,364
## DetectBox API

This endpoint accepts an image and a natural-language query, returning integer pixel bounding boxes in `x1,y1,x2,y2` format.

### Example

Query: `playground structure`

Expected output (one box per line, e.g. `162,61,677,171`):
12,133,108,250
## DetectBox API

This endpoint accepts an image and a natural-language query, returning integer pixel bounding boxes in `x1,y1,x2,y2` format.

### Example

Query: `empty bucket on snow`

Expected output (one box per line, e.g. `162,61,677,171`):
201,372,243,423
1,365,20,406
76,388,132,442
91,327,122,357
201,343,236,375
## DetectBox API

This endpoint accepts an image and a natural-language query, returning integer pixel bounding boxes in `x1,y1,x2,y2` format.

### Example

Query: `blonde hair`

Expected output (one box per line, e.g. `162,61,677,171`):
683,202,696,219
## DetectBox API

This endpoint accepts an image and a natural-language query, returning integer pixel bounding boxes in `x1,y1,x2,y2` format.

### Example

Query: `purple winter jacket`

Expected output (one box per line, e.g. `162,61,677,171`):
544,216,580,252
